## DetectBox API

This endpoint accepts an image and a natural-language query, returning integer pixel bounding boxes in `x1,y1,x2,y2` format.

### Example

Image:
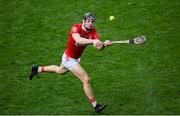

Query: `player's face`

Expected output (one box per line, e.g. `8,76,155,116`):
84,19,95,30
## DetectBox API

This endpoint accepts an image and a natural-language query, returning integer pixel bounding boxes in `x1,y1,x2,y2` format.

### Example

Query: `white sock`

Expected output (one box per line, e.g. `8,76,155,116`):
90,97,97,108
91,101,97,107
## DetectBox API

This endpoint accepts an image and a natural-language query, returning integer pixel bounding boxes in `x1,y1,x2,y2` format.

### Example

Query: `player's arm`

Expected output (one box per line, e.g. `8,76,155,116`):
72,33,101,47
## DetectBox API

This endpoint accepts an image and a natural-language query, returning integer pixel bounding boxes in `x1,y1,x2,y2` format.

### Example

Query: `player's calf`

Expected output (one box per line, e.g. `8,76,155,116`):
37,65,63,74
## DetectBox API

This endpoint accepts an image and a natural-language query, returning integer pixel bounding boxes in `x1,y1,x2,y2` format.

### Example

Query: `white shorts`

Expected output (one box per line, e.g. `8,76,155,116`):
62,53,80,71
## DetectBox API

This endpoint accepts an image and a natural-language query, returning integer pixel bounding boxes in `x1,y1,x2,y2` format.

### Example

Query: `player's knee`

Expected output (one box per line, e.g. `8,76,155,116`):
57,71,65,75
55,67,64,74
83,77,90,85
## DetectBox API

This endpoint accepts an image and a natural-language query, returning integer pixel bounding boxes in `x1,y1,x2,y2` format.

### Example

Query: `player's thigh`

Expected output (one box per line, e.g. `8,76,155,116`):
70,64,88,82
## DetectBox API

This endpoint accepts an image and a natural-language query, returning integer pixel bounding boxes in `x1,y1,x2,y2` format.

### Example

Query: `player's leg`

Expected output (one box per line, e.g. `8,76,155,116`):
38,63,69,74
28,63,69,80
71,64,94,99
70,64,107,113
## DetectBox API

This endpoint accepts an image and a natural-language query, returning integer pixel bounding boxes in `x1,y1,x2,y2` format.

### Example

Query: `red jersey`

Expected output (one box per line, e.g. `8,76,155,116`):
65,23,100,59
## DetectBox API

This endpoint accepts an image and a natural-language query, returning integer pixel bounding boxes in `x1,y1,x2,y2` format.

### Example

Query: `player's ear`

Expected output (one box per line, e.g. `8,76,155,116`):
82,19,85,25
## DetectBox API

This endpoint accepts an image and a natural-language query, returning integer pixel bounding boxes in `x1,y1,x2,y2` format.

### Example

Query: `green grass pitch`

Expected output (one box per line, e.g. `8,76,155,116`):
0,0,180,114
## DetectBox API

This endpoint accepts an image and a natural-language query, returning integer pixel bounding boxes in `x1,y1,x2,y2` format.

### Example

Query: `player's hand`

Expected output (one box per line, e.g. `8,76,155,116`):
104,40,112,46
92,39,102,48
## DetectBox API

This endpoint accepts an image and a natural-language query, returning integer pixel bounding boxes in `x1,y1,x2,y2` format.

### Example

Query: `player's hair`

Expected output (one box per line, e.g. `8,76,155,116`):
84,13,96,21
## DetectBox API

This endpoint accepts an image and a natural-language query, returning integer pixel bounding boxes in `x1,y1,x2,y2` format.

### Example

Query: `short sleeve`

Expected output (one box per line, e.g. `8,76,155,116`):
71,25,79,34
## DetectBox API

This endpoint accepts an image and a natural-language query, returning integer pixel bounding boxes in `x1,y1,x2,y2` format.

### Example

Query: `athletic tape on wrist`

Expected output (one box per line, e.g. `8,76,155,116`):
129,39,134,44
